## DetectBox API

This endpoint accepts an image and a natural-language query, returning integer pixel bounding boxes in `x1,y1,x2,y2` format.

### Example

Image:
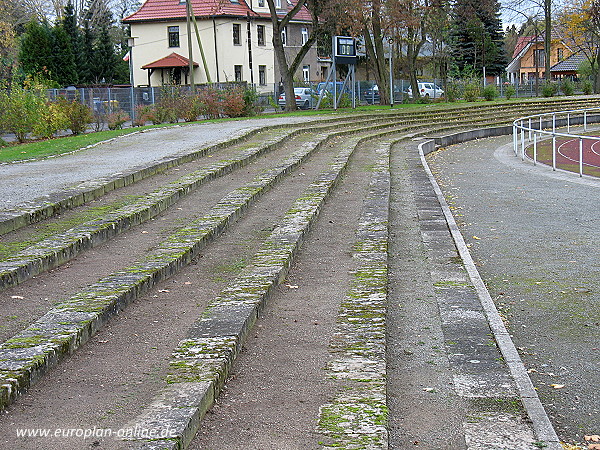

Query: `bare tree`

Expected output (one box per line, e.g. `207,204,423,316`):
266,0,324,111
501,0,557,80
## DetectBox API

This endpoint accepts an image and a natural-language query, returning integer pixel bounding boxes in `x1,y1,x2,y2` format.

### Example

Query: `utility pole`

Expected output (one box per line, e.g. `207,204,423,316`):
185,0,196,92
247,12,254,85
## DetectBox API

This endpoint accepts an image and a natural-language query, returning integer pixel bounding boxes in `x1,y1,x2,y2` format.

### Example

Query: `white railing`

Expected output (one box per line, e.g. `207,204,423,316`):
513,106,600,177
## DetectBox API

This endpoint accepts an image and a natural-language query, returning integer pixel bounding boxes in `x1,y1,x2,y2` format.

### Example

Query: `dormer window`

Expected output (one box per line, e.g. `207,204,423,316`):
275,0,281,8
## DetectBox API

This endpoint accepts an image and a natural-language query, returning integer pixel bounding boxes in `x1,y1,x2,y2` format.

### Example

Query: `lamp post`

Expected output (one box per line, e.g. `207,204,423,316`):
127,36,136,123
388,37,394,108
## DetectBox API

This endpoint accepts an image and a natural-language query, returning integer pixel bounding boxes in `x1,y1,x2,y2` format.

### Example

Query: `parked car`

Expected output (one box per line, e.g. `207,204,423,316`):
406,82,444,99
363,84,380,104
316,81,351,97
278,87,317,110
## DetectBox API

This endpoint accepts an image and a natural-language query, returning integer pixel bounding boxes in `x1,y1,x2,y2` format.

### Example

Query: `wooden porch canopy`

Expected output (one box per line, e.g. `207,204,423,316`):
141,52,199,85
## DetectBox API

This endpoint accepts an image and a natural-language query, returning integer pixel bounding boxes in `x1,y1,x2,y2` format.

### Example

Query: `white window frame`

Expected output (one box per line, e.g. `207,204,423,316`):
301,27,308,45
281,26,287,46
234,65,243,82
233,23,241,46
302,65,310,82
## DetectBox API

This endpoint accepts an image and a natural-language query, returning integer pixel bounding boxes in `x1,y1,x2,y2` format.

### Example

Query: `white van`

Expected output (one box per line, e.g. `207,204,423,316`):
406,82,444,99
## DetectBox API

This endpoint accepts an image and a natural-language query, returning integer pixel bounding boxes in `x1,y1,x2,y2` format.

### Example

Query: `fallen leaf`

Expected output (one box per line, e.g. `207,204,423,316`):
10,295,24,299
472,236,481,240
550,384,565,389
158,289,170,293
586,435,600,442
286,284,299,289
588,445,600,450
141,231,148,234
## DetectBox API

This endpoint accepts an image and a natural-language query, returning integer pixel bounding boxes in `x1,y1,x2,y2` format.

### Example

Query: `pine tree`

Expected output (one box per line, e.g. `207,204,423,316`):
62,0,83,81
51,24,79,85
80,21,95,84
449,0,506,76
19,20,53,78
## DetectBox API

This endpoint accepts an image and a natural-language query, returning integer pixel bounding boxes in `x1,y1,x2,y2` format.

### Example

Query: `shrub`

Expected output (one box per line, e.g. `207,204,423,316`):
56,97,93,135
243,88,259,116
178,95,202,122
581,80,593,95
0,84,45,142
541,82,557,97
133,105,154,126
482,84,498,101
154,87,181,123
463,81,480,102
33,100,69,139
445,84,460,102
560,78,574,96
107,110,130,130
338,93,352,108
504,84,516,100
221,88,246,118
197,87,223,119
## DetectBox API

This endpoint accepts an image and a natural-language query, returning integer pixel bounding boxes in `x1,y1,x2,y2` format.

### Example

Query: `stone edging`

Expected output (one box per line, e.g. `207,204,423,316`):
418,138,562,450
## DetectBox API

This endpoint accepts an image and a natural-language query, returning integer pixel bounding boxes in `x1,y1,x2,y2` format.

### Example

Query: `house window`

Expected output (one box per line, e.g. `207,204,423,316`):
281,26,287,46
234,65,243,82
258,0,264,5
168,26,180,48
302,65,310,82
257,25,265,46
233,24,241,45
534,49,545,68
557,48,564,61
321,66,328,81
301,27,308,45
275,0,281,7
259,65,266,85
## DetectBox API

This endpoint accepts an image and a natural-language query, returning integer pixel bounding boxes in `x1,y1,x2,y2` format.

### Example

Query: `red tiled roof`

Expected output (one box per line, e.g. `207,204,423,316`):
125,0,258,22
142,52,199,68
124,0,311,22
512,36,533,58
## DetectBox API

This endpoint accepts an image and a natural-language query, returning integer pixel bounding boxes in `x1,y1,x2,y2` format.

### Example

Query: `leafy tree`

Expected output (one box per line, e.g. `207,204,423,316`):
556,0,600,92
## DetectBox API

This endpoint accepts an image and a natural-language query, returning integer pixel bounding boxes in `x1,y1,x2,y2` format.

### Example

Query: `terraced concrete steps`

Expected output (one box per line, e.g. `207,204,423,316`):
121,130,372,449
0,130,331,410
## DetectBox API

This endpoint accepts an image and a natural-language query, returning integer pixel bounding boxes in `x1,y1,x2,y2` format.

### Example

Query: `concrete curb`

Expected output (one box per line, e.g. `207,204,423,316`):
419,139,562,449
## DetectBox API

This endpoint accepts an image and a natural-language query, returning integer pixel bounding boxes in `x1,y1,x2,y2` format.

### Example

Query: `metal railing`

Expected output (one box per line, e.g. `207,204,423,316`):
513,107,600,177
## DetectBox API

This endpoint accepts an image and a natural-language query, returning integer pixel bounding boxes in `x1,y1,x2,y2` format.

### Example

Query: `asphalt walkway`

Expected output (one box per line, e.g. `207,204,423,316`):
427,135,600,445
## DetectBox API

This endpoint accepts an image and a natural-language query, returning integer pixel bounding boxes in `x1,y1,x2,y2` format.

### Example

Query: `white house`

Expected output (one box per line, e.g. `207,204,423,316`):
123,0,325,92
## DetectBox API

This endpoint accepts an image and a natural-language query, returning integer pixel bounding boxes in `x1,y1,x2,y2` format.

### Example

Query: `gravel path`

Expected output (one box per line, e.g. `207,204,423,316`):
0,117,314,207
428,136,600,445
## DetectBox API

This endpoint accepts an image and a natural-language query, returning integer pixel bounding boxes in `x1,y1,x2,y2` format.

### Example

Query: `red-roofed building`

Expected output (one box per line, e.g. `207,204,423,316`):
123,0,326,91
506,35,574,83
